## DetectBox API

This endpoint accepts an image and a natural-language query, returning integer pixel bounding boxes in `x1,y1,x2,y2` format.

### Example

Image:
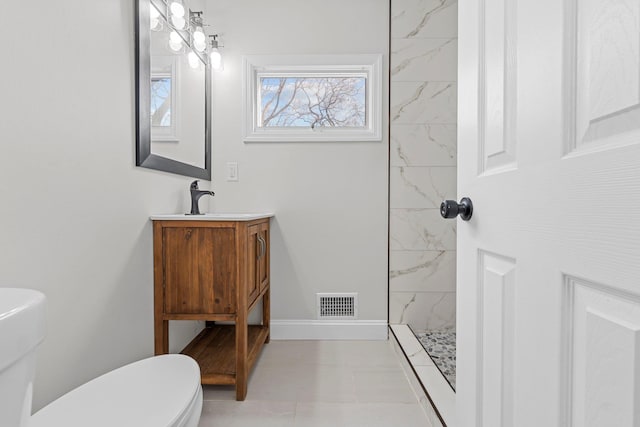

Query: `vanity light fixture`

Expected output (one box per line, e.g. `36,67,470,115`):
191,12,207,52
151,0,221,69
209,35,223,71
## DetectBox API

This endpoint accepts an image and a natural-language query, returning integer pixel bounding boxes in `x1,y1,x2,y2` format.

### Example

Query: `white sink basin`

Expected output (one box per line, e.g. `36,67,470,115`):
150,213,274,221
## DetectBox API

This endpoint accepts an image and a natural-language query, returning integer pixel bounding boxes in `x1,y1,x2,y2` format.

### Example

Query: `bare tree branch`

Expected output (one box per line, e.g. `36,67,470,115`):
259,77,366,128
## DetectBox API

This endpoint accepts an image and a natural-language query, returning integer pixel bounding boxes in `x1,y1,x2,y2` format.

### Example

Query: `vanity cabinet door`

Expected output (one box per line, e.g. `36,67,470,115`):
247,225,261,305
247,222,270,306
163,226,236,314
257,223,269,293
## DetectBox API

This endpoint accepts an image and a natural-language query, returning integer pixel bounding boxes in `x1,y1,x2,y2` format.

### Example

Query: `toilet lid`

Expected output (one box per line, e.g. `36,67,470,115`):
30,354,202,427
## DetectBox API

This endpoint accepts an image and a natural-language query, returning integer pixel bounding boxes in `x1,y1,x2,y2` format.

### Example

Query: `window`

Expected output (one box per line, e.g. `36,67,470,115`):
259,76,366,128
243,54,382,142
151,76,172,127
151,57,180,142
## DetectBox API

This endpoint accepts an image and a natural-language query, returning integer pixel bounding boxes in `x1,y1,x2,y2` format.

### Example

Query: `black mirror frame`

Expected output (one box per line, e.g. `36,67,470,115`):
134,0,212,180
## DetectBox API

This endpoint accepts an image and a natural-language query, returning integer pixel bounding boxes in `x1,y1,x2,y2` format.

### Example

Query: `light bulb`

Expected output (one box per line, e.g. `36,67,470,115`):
171,15,186,30
188,51,200,69
194,39,207,52
193,27,205,43
169,31,183,52
170,31,182,43
149,3,161,30
209,49,223,71
170,1,185,17
192,26,206,52
150,3,160,19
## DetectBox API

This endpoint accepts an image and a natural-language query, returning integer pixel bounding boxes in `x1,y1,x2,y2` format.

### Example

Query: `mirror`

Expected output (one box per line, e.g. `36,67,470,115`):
135,0,211,180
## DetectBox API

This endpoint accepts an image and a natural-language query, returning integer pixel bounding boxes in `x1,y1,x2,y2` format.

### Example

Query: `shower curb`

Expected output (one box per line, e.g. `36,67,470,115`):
389,324,456,427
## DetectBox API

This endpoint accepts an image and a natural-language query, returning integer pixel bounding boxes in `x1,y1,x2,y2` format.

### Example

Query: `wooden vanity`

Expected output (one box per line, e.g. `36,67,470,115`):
151,213,273,401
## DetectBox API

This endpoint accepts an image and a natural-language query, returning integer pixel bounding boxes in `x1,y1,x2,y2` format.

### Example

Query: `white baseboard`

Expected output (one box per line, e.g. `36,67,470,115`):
270,319,388,340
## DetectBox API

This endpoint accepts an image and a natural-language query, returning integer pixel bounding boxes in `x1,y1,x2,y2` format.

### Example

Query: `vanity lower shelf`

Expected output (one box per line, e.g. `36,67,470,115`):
181,325,269,385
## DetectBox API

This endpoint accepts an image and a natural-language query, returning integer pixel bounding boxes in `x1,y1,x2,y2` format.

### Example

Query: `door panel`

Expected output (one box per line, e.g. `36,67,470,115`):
480,0,518,174
571,0,640,150
478,251,516,427
564,277,640,427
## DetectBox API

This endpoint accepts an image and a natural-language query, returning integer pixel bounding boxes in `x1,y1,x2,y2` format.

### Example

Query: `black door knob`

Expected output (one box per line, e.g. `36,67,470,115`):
440,197,473,221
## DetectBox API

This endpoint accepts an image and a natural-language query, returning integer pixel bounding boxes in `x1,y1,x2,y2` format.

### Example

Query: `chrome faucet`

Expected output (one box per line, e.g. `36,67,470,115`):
189,180,215,215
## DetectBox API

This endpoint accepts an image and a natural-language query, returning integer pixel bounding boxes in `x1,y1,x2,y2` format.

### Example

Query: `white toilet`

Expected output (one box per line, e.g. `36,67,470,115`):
0,288,203,427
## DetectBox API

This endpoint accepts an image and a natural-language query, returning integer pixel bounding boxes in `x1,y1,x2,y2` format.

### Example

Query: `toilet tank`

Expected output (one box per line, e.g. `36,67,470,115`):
0,288,46,427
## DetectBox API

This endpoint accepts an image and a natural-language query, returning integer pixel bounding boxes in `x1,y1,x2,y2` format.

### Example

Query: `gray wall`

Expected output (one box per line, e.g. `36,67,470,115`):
0,0,389,410
204,0,390,328
0,0,205,410
389,0,458,331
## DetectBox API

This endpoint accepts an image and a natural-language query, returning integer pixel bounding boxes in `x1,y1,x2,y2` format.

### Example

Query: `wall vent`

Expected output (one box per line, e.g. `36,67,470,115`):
316,293,358,319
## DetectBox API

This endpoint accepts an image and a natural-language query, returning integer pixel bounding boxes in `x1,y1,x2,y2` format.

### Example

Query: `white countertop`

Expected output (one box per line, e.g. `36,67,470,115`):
150,213,274,221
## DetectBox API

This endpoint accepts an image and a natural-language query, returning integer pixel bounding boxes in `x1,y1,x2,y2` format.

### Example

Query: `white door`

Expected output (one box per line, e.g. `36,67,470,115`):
455,0,640,426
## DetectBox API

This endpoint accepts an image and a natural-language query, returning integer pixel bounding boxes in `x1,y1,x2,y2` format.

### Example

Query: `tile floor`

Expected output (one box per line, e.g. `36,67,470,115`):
198,340,432,427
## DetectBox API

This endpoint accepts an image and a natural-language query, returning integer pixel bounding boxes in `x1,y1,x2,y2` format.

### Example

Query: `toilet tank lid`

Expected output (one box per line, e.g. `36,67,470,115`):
31,354,202,427
0,288,46,372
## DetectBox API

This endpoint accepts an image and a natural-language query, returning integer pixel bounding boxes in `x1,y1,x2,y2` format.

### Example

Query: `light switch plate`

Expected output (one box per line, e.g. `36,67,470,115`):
226,162,238,181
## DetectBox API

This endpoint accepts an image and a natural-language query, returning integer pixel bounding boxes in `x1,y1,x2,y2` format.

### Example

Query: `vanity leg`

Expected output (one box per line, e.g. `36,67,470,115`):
154,318,168,355
263,288,270,343
235,312,248,401
153,222,168,355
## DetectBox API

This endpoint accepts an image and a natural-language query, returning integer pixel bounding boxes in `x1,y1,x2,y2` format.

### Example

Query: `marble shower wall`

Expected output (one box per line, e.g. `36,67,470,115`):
389,0,457,332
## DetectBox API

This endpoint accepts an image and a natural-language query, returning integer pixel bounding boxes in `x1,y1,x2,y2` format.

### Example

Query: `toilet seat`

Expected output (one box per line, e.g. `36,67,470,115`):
30,354,203,427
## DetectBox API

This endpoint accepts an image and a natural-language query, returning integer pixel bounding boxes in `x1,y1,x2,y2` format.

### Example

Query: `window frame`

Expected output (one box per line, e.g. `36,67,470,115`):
243,54,383,142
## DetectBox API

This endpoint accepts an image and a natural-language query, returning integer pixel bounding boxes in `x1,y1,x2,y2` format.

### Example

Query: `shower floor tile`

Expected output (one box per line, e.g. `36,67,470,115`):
415,331,456,391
